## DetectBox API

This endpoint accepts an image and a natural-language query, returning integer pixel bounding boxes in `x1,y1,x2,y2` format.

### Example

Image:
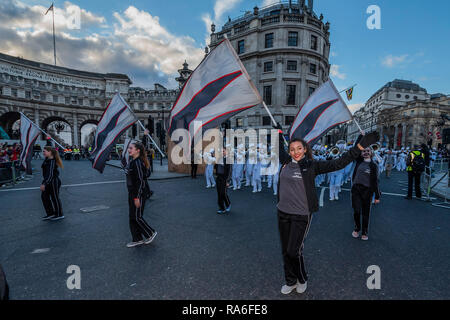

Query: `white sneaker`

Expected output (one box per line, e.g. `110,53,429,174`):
273,192,277,196
144,232,157,244
252,190,257,193
352,231,359,238
126,240,144,248
296,281,307,294
206,185,211,188
233,187,237,191
334,195,339,200
329,198,334,201
361,235,369,241
281,283,297,295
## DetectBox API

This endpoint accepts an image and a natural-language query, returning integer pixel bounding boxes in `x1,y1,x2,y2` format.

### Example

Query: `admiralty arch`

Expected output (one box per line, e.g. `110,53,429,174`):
0,52,191,147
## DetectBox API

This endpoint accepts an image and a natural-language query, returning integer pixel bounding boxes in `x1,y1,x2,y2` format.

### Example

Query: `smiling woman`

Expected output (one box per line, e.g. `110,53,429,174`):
275,127,379,295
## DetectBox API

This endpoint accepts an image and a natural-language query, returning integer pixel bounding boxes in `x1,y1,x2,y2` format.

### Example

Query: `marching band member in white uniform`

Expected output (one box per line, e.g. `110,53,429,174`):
205,148,216,188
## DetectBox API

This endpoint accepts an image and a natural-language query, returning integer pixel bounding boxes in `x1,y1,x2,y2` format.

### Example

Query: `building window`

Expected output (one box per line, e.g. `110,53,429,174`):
286,85,296,105
237,40,245,54
139,103,144,111
53,95,58,103
90,100,95,107
236,118,243,128
11,88,17,97
405,95,410,99
264,61,273,72
287,60,297,71
396,94,401,98
414,96,418,100
309,63,317,74
288,32,298,46
309,87,315,96
285,116,295,126
263,85,272,105
65,97,70,104
310,35,318,50
265,33,274,48
262,116,271,126
78,98,83,105
25,91,31,99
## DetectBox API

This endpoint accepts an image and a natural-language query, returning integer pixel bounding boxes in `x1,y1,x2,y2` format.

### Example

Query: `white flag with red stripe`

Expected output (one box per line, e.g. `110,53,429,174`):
20,114,41,175
167,38,262,141
91,93,137,173
289,79,353,146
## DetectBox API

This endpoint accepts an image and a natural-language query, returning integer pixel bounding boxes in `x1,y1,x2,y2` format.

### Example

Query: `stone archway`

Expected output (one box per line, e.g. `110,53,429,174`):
0,111,21,139
42,116,73,147
80,119,98,147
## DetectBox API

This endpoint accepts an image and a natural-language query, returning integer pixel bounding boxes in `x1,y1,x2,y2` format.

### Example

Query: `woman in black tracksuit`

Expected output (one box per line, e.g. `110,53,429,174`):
351,147,381,241
126,141,156,248
275,126,379,295
41,146,64,221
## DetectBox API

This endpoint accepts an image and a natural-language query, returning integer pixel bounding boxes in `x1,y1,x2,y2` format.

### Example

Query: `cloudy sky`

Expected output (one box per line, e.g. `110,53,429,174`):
1,0,449,113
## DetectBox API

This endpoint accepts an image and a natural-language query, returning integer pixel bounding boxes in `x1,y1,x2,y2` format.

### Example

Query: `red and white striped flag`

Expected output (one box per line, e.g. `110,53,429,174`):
91,93,137,173
167,38,262,141
289,79,353,146
20,114,41,175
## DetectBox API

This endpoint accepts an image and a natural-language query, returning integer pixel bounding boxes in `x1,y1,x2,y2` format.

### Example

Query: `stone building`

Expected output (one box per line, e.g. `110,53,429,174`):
347,79,432,144
208,0,331,132
377,94,450,149
0,51,191,147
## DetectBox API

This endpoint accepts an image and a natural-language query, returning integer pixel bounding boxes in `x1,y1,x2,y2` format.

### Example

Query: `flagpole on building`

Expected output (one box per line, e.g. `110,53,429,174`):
52,3,56,66
339,84,357,94
19,112,65,149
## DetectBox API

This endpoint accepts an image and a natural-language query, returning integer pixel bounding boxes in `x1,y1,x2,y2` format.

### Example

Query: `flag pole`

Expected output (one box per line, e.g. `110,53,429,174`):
339,84,357,94
19,112,65,149
262,101,288,147
52,3,56,66
136,119,166,158
116,93,165,158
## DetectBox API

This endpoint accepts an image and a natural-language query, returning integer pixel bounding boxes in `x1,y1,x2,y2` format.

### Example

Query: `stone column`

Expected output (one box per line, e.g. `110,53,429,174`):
394,125,399,149
72,112,79,146
402,124,407,147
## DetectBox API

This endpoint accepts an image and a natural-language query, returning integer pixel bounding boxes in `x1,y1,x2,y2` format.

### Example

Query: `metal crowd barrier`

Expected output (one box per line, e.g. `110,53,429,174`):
0,161,25,187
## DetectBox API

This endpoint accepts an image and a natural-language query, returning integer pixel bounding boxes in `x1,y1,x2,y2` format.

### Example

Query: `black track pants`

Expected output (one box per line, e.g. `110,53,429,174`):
278,210,312,286
41,178,63,217
128,194,155,242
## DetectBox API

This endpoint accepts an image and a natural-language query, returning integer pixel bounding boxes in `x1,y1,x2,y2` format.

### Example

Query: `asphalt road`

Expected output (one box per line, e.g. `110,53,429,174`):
0,160,449,300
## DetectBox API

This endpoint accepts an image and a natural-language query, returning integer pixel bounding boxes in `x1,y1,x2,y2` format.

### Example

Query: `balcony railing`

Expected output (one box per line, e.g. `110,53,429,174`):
284,14,304,23
261,16,280,26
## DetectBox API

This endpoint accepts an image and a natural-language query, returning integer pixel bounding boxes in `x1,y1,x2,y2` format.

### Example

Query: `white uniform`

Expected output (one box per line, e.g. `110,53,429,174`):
252,149,262,193
245,145,257,187
204,149,216,188
232,145,245,190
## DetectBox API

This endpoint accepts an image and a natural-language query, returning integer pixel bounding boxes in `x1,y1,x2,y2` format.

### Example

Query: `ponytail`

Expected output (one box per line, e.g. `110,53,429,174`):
131,142,150,169
44,146,63,169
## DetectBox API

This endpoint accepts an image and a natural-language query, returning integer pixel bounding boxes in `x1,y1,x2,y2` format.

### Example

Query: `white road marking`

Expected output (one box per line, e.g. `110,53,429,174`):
31,248,50,254
0,180,125,192
319,186,437,200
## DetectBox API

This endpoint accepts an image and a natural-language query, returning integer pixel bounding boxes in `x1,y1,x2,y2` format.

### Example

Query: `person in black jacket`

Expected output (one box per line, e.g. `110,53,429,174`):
40,146,64,221
126,141,156,248
215,147,232,214
351,147,381,241
275,124,379,295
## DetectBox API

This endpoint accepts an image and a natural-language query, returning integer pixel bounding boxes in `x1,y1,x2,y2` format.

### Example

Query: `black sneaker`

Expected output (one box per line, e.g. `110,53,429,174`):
404,196,412,200
50,216,65,221
217,209,225,214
